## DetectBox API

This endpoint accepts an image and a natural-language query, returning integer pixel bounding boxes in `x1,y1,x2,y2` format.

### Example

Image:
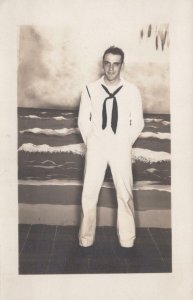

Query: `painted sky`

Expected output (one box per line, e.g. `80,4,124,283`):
18,24,169,113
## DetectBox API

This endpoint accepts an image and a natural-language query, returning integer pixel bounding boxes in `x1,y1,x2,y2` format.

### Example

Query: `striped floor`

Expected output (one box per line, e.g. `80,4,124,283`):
19,225,172,274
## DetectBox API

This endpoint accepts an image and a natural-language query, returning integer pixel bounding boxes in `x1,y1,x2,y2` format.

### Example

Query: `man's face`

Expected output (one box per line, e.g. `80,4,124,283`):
103,53,123,84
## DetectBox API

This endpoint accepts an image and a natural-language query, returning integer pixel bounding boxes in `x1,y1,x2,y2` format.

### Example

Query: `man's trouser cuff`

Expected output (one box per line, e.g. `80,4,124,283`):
79,237,94,247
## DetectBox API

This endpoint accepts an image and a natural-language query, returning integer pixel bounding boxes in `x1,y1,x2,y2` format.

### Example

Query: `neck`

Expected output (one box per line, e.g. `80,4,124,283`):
103,76,121,87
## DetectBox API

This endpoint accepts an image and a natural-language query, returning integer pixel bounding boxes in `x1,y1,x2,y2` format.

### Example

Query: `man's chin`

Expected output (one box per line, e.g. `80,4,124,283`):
106,75,116,81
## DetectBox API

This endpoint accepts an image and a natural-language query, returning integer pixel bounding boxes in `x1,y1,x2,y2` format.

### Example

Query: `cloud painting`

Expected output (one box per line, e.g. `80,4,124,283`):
18,24,169,113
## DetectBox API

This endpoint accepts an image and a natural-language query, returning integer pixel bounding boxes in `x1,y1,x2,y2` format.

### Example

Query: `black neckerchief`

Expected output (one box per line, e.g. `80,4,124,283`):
101,84,123,133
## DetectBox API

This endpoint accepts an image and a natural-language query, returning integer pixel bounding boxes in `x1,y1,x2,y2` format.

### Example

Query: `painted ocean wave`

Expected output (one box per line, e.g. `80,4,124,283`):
20,115,68,120
132,148,170,163
25,160,79,170
139,131,170,140
18,109,171,185
53,116,68,120
24,160,164,172
20,127,79,136
18,143,86,156
18,143,170,163
21,115,42,119
20,115,170,126
22,160,167,180
62,112,74,115
19,127,170,141
18,178,171,192
144,118,170,126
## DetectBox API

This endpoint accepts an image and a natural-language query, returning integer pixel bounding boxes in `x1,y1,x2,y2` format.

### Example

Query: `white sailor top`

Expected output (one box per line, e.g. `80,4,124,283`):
78,76,144,146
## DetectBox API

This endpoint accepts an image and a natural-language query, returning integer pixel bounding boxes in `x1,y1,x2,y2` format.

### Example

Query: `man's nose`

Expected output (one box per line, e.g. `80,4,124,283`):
109,64,113,71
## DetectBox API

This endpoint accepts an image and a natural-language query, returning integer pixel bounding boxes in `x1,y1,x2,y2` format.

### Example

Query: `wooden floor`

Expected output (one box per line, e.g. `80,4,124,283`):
19,225,172,274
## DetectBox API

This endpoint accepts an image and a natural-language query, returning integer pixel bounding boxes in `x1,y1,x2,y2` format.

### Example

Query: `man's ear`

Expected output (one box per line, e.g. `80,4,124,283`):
97,60,104,77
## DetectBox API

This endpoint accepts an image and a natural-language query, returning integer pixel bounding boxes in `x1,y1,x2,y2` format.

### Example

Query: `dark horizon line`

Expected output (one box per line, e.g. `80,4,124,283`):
17,106,170,115
18,106,78,111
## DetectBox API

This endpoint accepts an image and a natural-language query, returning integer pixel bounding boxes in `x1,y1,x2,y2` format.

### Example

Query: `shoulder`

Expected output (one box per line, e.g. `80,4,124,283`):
86,78,102,90
122,78,140,94
122,79,142,102
83,78,103,98
122,78,142,108
81,78,102,99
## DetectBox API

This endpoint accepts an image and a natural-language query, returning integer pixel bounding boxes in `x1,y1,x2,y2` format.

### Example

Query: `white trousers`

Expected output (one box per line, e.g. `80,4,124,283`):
79,130,135,248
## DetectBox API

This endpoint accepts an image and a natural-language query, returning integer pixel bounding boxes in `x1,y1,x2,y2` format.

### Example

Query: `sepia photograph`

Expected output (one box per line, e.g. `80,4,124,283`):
1,0,193,299
18,24,171,274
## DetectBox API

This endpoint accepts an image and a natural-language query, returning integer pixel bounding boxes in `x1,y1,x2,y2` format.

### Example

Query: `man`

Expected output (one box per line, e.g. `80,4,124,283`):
78,46,144,251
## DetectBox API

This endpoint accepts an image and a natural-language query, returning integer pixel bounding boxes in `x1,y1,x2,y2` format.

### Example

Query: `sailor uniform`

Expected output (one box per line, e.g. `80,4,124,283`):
78,76,144,247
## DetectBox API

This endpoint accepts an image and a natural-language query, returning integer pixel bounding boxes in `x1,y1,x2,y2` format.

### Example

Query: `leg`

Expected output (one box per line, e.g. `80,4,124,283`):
79,144,107,247
109,146,135,248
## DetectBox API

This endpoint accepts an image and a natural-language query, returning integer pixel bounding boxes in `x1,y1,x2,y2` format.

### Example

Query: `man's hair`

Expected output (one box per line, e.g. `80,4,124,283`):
103,46,125,64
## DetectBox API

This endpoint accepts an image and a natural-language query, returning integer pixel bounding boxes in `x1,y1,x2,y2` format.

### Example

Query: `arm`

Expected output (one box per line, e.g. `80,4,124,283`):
78,86,92,144
130,88,144,146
